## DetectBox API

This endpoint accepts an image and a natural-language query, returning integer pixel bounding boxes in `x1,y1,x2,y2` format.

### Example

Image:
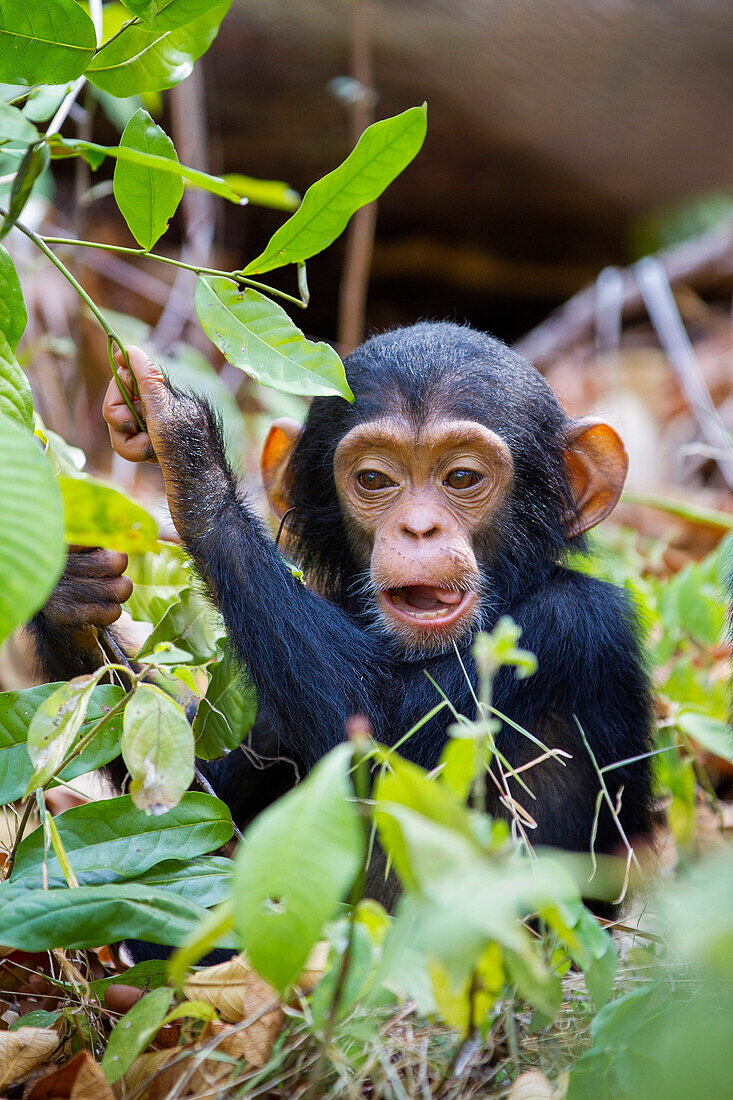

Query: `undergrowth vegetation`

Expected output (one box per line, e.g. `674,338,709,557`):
0,1,731,1097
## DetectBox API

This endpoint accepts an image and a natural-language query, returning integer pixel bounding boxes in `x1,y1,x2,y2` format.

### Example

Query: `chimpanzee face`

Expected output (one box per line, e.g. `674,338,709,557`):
332,415,514,652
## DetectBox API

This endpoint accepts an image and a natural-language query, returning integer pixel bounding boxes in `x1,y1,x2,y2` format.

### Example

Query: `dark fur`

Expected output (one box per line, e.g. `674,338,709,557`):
30,323,654,958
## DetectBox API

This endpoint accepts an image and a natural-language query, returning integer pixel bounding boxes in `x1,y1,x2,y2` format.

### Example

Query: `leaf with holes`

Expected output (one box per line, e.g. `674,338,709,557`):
25,671,107,792
0,684,124,806
0,0,96,85
243,104,427,275
233,744,363,992
195,278,352,400
0,414,64,647
114,108,183,249
122,684,195,815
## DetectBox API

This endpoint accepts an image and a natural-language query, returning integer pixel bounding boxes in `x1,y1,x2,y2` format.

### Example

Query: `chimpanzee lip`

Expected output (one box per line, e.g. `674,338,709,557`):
379,585,477,628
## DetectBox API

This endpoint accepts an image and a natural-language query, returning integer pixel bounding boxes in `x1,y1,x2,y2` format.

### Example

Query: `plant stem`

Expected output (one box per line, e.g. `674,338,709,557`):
0,208,145,430
3,798,34,879
94,17,138,54
42,233,308,309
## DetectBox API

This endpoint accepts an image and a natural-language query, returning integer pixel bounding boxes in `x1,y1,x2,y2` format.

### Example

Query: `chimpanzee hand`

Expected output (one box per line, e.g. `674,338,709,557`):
103,346,230,542
28,545,134,680
102,346,176,465
42,546,133,640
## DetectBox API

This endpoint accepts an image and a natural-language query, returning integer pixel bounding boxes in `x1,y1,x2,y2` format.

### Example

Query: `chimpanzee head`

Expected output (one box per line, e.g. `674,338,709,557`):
261,323,627,654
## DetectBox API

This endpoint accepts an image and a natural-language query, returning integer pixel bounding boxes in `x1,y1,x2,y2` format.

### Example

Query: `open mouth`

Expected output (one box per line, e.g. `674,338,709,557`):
380,585,476,628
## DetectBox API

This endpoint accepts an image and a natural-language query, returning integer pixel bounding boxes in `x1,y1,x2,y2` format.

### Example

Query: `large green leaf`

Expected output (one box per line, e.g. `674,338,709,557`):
192,651,257,760
87,2,231,96
195,278,353,400
122,684,195,815
0,330,32,427
243,104,427,275
0,413,64,647
59,475,159,553
132,855,232,906
10,792,233,887
0,684,124,806
48,133,244,204
113,108,183,250
0,0,96,86
121,0,227,31
102,987,174,1084
233,744,363,993
0,881,213,951
0,245,27,351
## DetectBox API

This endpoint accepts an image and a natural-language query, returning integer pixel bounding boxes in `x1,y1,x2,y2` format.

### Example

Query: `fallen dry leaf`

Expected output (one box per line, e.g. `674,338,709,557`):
27,1051,115,1100
0,1028,59,1089
184,942,328,1023
508,1069,556,1100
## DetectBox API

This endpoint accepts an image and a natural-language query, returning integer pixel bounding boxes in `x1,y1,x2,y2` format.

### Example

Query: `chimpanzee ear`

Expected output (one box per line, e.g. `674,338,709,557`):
261,417,303,520
563,418,628,538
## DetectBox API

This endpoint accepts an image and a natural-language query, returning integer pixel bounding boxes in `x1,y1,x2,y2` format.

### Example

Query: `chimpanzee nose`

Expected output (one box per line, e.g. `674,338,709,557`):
400,506,441,540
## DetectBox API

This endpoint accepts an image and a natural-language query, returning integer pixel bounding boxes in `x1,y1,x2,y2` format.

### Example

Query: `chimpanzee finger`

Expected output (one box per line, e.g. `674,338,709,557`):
49,599,124,628
65,549,129,578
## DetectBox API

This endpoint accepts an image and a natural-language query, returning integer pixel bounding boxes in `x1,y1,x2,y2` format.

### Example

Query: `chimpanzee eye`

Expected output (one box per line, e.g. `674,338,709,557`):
357,470,395,491
444,469,483,490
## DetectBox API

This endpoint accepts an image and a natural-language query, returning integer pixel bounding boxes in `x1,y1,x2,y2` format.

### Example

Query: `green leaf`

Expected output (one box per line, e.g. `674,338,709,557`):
92,959,169,995
0,0,96,86
102,987,174,1084
195,278,353,400
223,172,299,211
25,671,107,792
375,754,477,889
136,587,224,664
192,651,257,760
233,744,364,993
243,104,427,275
677,710,733,764
0,330,32,427
48,133,245,204
0,100,39,146
87,2,232,96
0,881,214,952
0,413,64,647
438,738,480,802
0,684,124,806
132,855,232,907
59,475,159,553
0,245,27,351
121,0,228,31
0,141,49,240
114,108,183,249
122,684,195,815
10,793,233,887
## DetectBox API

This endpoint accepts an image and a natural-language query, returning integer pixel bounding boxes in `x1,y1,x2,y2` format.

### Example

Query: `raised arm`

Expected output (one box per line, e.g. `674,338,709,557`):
102,348,386,762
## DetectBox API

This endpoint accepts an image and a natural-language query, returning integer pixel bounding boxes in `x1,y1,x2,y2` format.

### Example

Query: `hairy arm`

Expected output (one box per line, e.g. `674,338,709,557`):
103,348,388,763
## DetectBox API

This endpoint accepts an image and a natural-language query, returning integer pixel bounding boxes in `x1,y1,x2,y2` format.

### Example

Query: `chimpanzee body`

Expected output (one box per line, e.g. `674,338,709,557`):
31,323,654,910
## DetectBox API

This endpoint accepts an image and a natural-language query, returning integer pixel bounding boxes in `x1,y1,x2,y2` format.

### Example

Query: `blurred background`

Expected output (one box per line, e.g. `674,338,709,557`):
12,0,733,543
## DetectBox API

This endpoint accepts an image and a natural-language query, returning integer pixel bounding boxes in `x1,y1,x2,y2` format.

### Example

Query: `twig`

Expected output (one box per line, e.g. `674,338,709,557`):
337,0,377,353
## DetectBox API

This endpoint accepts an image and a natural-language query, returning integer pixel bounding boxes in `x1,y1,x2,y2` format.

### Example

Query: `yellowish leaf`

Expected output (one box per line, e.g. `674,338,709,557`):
0,1027,59,1088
